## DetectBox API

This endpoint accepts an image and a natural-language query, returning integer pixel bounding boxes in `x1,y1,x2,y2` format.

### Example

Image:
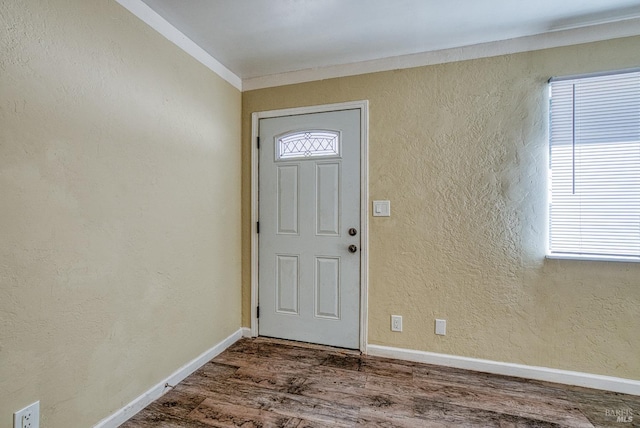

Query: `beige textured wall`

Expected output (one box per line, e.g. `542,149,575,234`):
0,1,241,427
242,36,640,380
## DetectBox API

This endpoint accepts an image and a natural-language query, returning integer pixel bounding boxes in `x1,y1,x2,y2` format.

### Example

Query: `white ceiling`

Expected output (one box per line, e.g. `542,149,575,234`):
138,0,640,81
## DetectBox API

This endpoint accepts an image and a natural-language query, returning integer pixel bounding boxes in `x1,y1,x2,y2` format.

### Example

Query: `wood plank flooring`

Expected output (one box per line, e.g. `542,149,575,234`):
121,338,639,427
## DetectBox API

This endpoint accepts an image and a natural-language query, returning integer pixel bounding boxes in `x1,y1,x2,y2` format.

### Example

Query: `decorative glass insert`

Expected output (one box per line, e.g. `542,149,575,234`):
276,130,340,160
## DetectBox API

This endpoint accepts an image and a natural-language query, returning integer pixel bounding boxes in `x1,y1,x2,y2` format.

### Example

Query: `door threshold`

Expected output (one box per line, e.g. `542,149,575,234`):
254,335,362,354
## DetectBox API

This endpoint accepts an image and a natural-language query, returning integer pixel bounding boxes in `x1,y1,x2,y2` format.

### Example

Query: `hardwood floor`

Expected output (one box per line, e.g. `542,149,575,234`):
121,338,639,427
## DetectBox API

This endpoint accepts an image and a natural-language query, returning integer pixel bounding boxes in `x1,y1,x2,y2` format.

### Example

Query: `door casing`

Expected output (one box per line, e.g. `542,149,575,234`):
250,100,369,352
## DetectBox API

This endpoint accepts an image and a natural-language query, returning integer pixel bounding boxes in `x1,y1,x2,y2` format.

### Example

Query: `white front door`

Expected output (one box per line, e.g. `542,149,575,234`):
258,109,361,349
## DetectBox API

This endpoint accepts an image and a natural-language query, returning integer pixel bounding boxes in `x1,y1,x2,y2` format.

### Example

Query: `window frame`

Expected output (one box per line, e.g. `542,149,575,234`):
546,68,640,263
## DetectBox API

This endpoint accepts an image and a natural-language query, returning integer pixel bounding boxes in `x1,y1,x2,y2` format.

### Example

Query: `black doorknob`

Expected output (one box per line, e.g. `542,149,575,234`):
348,244,358,253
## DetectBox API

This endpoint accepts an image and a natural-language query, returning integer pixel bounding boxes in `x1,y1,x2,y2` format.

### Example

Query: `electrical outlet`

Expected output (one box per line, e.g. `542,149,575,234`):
391,315,402,332
23,412,33,428
435,319,446,336
14,401,39,428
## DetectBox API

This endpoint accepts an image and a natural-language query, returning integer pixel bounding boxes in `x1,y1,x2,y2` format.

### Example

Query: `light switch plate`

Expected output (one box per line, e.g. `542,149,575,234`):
372,200,390,217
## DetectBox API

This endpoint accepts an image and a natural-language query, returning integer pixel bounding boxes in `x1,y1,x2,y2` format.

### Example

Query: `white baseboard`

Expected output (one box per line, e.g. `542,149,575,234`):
241,327,252,337
367,344,640,396
94,328,244,428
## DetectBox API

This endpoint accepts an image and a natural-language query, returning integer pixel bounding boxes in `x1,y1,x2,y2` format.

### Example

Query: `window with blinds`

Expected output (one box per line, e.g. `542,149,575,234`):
548,69,640,261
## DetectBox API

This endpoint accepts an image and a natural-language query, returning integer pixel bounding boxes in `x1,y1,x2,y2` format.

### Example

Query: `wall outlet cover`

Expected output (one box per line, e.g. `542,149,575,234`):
435,319,446,336
391,315,402,332
14,401,39,428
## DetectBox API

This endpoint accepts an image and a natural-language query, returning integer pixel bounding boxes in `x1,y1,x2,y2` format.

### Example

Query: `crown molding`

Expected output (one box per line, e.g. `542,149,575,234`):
113,0,640,93
242,17,640,91
115,0,242,91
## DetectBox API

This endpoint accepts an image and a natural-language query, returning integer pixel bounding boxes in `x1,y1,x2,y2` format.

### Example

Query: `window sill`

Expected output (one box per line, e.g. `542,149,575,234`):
545,253,640,263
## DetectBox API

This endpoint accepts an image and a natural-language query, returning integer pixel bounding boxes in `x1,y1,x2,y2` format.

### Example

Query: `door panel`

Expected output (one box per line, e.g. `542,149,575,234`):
276,165,299,235
259,109,360,349
315,256,340,319
316,162,341,236
275,254,299,314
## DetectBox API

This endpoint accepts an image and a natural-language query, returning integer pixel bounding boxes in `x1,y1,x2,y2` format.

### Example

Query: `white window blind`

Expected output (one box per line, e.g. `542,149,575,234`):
549,70,640,261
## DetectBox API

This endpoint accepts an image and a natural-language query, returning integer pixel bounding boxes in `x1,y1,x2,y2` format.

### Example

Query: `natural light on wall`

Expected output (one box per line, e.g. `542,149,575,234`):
548,69,640,261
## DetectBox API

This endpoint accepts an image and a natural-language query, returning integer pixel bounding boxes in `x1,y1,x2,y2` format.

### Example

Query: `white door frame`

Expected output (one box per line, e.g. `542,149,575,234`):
251,100,369,352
